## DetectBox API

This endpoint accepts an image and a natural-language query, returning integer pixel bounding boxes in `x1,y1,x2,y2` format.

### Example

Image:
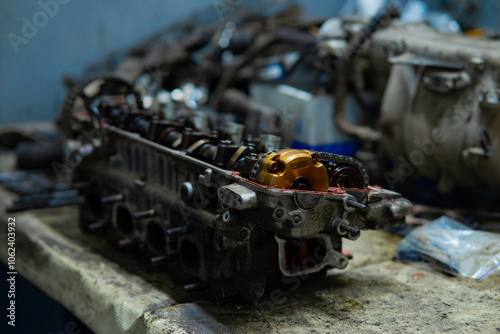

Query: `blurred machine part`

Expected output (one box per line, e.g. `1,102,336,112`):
249,83,362,155
0,126,63,170
368,22,500,192
309,4,500,194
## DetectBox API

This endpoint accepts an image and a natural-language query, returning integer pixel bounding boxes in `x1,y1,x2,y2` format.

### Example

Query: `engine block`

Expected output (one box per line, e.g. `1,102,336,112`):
59,76,412,301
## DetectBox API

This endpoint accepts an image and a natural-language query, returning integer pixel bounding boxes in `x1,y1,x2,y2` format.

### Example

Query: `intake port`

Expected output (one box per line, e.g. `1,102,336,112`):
114,205,135,236
180,239,200,269
146,222,166,255
79,192,106,233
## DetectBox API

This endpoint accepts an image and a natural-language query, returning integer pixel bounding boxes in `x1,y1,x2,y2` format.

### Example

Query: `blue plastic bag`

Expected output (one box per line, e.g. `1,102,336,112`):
396,216,500,279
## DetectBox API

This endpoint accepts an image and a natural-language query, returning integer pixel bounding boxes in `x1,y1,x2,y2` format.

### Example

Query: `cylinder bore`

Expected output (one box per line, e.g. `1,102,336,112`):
146,222,166,255
115,205,135,236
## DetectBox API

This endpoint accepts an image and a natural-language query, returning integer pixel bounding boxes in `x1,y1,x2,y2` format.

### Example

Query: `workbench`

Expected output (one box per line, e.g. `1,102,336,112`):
0,150,499,334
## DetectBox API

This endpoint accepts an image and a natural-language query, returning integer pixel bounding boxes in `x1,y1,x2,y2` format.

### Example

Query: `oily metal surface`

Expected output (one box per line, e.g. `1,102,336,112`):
0,152,499,333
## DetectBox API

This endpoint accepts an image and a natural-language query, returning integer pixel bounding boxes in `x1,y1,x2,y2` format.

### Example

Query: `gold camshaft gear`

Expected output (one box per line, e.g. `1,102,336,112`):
250,149,366,191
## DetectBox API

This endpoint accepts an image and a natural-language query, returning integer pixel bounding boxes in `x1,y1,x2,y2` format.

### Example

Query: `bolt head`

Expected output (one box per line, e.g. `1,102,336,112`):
292,215,303,227
239,229,248,240
253,286,265,299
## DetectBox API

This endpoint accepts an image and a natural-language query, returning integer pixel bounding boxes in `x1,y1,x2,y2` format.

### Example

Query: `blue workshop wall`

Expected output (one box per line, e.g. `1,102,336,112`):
0,0,216,125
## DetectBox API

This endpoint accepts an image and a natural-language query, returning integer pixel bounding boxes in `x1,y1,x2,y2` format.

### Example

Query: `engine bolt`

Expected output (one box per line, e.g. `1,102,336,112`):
268,161,279,172
293,215,303,227
239,229,248,239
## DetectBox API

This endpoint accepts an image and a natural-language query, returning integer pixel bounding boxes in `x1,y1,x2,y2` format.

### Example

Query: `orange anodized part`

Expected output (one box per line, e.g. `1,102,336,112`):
256,149,329,191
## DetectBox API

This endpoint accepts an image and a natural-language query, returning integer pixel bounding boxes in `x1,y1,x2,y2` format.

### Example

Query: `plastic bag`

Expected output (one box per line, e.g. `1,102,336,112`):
396,216,500,279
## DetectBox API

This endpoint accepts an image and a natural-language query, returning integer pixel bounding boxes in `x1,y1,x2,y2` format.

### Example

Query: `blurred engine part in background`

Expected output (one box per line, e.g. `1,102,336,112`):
94,1,500,198
0,125,63,170
369,23,500,192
